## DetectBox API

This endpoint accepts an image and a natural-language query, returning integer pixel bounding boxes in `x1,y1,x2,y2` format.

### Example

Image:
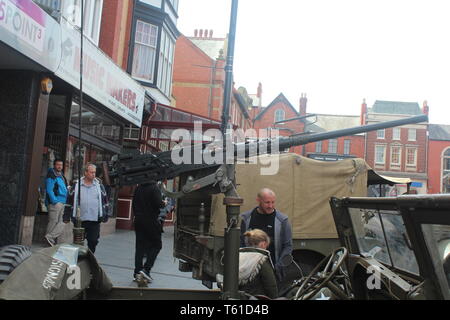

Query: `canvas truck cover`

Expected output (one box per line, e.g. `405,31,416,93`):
210,153,369,239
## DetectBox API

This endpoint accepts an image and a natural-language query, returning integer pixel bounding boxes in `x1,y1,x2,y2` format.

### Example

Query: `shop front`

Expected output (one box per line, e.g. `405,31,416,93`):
0,0,146,246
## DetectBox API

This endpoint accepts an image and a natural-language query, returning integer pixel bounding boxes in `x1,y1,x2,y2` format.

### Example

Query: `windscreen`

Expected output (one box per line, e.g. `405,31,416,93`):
348,207,419,275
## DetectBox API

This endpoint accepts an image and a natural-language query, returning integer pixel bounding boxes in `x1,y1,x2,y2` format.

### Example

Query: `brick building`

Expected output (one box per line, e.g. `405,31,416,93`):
172,31,252,130
364,100,429,194
251,93,305,154
427,124,450,194
303,114,365,161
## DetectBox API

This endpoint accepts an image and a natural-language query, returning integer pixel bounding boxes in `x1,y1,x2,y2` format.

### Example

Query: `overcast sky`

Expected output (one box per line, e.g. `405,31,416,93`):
177,0,450,124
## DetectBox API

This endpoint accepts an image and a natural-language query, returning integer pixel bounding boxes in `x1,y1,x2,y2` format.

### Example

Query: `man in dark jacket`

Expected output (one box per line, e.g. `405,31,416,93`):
240,188,293,281
45,159,68,246
132,182,166,282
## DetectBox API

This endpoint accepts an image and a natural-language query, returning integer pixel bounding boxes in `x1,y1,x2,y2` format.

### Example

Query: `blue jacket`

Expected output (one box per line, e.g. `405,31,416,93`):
240,208,293,278
45,168,68,205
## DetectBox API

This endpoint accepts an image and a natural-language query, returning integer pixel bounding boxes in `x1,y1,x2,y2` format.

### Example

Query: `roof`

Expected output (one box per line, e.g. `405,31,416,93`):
308,114,361,132
429,124,450,141
370,100,422,115
254,93,299,121
189,38,226,60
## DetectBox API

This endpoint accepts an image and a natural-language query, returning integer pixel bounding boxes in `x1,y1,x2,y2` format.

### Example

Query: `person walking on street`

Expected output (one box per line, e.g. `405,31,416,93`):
71,163,109,253
240,188,293,281
133,181,166,282
45,159,68,246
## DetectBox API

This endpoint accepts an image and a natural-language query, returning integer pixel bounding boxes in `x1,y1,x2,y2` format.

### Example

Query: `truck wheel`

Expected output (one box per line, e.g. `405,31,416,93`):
0,245,32,283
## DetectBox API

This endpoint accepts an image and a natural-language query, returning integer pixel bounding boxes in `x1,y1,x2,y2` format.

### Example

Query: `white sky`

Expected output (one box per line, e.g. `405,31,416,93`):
177,0,450,124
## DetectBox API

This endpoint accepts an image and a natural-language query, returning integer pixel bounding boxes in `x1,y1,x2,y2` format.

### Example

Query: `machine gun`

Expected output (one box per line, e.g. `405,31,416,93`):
108,114,428,196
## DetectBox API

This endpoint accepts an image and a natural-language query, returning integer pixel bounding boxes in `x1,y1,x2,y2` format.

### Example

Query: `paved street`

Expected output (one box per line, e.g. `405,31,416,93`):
94,226,206,289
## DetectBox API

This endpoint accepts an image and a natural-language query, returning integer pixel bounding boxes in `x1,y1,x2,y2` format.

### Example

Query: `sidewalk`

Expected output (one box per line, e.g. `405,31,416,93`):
33,226,206,290
94,226,206,289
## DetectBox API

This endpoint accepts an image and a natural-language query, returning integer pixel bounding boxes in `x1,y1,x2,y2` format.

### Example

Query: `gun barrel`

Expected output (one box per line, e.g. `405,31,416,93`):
270,114,427,153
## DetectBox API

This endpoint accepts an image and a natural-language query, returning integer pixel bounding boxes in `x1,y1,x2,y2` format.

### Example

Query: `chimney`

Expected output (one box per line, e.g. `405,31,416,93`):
299,93,307,116
210,29,213,38
194,29,198,37
361,98,367,125
257,83,262,98
422,100,429,116
199,29,203,38
204,29,209,38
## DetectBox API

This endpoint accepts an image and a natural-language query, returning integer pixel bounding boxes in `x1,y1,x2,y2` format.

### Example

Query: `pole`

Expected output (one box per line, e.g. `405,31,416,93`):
220,0,239,135
73,0,85,246
221,0,241,300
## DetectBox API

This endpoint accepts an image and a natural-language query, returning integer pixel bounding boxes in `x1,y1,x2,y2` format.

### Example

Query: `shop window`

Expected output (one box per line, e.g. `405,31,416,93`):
124,125,140,140
132,20,158,82
70,101,123,145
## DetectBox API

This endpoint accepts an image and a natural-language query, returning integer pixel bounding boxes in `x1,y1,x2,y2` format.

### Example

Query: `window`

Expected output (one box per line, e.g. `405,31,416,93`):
442,149,450,193
328,139,337,154
61,0,103,45
344,140,351,155
274,109,285,123
377,129,385,139
157,28,176,98
406,147,417,166
375,145,386,164
132,20,158,82
315,141,322,153
124,125,140,140
408,128,416,141
393,128,401,140
390,145,402,166
168,0,179,10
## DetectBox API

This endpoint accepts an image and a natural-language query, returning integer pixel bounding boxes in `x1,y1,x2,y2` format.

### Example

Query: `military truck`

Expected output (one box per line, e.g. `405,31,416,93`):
173,153,409,287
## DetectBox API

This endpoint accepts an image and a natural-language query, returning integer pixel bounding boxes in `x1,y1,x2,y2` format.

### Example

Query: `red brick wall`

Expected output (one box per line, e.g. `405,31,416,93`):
304,135,365,158
428,140,450,193
172,36,247,128
253,100,304,154
99,0,121,62
99,0,133,69
365,127,427,172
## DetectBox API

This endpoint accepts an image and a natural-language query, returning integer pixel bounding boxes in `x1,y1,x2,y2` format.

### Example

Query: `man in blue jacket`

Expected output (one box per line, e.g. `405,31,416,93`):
240,188,293,281
45,159,68,246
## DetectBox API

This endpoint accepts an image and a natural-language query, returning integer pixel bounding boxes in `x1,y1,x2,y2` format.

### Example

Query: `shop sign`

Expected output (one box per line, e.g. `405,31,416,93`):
0,0,61,71
55,19,145,127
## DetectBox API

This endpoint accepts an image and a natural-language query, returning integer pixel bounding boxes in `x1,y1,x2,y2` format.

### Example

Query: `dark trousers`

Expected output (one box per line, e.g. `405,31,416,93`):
134,216,162,275
82,221,101,253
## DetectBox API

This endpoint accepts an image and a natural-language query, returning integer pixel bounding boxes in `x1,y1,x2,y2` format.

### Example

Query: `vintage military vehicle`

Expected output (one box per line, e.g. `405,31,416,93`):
173,153,410,288
286,194,450,300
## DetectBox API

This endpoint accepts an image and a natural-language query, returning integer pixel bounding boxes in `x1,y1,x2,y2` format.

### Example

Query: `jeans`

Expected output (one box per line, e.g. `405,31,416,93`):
82,221,101,253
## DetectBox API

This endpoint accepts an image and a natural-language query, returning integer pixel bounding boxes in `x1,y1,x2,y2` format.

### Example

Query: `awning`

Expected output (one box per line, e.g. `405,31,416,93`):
367,169,412,186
